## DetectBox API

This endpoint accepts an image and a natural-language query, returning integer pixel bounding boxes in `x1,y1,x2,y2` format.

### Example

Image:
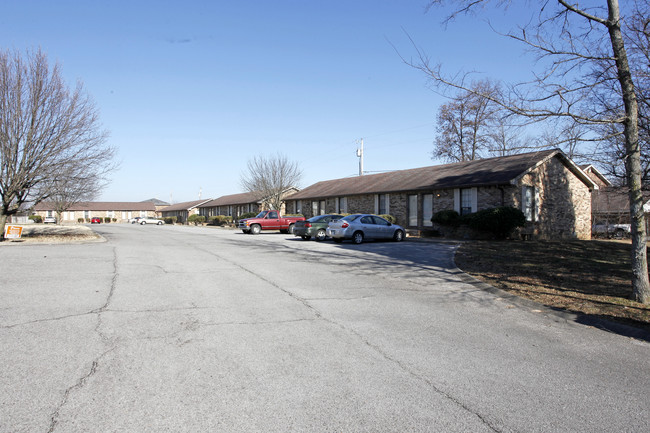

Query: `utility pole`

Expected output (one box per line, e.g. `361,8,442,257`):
356,138,364,176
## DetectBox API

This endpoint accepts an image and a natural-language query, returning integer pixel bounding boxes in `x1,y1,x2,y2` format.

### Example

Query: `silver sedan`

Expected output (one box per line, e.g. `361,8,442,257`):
326,214,405,244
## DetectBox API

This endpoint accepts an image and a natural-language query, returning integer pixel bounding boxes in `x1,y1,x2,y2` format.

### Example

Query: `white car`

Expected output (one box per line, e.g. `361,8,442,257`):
139,217,165,225
43,216,57,224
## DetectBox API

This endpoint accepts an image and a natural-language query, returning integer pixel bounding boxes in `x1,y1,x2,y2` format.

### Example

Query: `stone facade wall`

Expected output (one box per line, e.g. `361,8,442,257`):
518,156,592,240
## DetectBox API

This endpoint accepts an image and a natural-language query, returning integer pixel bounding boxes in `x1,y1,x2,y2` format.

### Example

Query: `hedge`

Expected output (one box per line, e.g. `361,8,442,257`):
432,207,525,239
208,215,232,226
188,214,206,225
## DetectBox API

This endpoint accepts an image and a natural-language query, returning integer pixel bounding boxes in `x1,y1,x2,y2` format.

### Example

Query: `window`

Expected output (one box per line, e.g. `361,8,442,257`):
360,216,373,224
523,186,535,222
460,189,472,215
377,194,389,215
337,197,347,214
312,201,319,216
408,195,418,226
423,194,433,227
371,215,390,226
68,211,74,221
267,211,278,219
84,210,90,219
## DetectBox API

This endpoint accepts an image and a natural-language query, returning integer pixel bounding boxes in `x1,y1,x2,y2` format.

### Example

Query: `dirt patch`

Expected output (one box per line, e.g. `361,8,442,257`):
1,225,103,244
455,240,650,333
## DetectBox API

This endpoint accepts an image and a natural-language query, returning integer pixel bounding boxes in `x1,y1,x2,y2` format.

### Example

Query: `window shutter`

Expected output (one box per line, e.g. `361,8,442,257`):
454,189,460,212
471,188,478,212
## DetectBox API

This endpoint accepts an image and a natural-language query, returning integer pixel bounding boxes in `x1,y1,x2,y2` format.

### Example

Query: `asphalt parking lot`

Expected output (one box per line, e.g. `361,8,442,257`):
1,224,649,432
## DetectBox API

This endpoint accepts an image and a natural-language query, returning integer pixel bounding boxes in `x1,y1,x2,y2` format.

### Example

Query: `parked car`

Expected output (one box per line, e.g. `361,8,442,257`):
129,217,143,224
326,214,405,244
43,216,57,224
139,217,164,225
592,222,631,238
294,214,343,241
238,210,304,234
90,217,102,224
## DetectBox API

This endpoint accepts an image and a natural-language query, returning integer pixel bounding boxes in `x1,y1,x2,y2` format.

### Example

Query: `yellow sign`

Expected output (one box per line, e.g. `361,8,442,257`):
4,225,23,239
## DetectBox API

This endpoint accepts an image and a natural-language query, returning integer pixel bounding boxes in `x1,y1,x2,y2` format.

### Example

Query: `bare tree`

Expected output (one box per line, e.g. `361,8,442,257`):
0,49,115,237
586,0,650,186
487,122,525,157
240,153,302,212
433,80,503,162
413,0,649,303
0,49,115,236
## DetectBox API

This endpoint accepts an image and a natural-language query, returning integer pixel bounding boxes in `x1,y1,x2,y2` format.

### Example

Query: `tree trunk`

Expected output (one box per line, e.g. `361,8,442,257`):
0,212,7,241
607,0,650,303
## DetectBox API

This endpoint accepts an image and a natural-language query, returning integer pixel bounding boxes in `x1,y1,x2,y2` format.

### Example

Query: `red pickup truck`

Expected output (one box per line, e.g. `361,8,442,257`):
238,210,305,235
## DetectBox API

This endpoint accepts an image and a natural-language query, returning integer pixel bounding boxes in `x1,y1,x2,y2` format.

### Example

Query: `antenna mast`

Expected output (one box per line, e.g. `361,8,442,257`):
356,138,364,176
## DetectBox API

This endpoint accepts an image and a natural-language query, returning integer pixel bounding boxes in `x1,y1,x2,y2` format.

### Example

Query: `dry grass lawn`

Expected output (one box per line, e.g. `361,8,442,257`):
2,225,102,243
455,239,650,332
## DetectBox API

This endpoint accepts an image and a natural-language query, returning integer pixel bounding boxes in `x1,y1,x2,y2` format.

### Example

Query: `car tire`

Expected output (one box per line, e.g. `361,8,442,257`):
288,224,295,235
315,229,326,241
352,231,364,244
140,221,146,225
393,230,404,242
251,224,261,235
157,221,163,225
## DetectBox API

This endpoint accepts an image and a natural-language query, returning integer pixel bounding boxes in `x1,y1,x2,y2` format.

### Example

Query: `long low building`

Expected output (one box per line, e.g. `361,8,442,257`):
284,149,597,240
33,201,158,223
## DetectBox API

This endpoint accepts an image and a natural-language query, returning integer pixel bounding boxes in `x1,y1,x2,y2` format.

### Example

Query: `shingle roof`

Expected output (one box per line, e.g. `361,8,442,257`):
199,192,263,208
287,149,590,200
159,199,212,212
34,201,156,211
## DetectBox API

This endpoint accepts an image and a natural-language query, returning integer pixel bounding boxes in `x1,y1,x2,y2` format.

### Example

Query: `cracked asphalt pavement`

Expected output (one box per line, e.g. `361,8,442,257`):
1,224,649,432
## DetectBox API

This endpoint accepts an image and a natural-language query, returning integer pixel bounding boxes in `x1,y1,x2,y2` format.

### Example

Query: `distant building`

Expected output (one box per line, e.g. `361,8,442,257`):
33,201,157,223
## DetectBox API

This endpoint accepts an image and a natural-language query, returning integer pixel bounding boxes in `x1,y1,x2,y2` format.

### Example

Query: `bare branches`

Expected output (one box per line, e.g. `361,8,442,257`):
0,48,116,234
240,153,302,211
419,0,649,302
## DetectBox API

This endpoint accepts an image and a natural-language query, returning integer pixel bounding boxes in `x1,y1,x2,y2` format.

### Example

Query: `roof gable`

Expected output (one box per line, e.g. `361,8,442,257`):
159,199,212,212
200,192,263,208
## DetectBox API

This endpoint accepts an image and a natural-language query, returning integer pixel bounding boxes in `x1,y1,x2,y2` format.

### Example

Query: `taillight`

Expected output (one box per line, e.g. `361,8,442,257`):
341,222,349,228
305,222,312,228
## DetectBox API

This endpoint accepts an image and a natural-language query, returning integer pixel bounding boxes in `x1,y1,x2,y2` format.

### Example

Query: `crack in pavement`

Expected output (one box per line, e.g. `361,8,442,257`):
47,246,119,433
318,314,503,432
46,348,115,433
191,242,502,432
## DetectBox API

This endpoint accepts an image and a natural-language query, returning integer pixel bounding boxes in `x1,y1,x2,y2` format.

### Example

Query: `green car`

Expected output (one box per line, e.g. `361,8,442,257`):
293,214,343,241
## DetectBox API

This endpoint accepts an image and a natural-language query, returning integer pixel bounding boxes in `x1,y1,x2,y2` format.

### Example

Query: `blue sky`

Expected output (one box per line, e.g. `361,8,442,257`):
2,1,533,203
